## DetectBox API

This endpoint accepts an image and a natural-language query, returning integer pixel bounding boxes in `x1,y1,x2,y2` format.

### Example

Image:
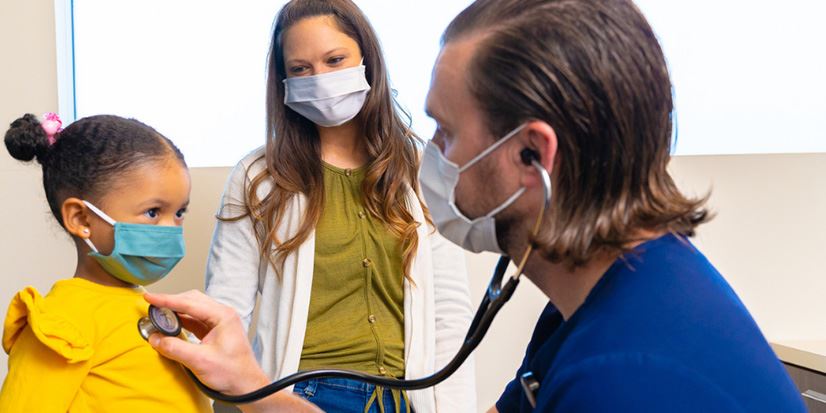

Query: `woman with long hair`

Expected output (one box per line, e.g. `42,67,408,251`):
205,1,476,412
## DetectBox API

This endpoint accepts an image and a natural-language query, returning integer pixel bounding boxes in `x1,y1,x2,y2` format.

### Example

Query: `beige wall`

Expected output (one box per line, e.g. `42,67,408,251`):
668,153,826,341
2,1,825,412
1,0,63,383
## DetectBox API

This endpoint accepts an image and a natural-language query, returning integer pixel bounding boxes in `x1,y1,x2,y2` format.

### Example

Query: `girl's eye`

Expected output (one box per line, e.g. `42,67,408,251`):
175,208,187,219
144,208,160,219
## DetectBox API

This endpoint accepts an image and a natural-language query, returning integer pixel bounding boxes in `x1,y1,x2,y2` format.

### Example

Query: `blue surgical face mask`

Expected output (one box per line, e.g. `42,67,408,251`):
82,201,185,286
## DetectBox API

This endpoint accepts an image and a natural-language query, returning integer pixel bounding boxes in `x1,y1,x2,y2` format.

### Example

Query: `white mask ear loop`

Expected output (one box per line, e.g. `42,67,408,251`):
83,238,100,253
459,124,528,174
82,201,116,225
81,201,116,253
461,124,529,220
484,187,527,219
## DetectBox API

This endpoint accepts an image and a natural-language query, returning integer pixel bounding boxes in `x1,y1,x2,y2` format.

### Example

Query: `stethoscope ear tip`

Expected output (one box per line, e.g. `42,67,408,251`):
520,148,540,165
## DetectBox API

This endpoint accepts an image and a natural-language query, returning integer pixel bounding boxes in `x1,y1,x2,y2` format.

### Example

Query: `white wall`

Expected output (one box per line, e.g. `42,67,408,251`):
2,1,825,412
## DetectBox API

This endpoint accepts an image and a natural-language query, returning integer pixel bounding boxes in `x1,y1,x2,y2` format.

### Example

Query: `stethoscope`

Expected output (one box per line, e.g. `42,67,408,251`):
139,151,551,405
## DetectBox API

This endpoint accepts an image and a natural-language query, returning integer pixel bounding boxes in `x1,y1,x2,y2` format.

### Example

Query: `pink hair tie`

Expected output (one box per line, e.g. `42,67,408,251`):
41,112,63,146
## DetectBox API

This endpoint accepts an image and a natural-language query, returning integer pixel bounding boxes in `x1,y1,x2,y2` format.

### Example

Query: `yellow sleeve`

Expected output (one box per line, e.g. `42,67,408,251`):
0,327,93,412
0,287,95,412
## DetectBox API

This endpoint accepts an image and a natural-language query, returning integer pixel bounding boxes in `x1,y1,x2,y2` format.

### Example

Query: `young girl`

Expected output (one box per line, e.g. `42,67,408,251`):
0,113,211,412
206,1,476,412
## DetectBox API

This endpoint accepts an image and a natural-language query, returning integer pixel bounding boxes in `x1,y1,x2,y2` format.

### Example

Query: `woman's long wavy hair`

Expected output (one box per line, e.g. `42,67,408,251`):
230,0,428,280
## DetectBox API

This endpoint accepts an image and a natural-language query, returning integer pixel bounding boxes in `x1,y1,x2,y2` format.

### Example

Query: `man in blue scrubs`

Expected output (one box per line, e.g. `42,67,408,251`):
424,0,805,411
147,0,805,412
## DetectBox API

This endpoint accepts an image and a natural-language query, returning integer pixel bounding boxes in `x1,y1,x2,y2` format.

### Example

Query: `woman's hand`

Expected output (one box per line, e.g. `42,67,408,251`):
144,290,322,413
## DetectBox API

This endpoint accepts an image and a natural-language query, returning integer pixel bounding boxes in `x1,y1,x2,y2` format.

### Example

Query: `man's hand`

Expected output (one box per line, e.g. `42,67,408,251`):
144,290,322,413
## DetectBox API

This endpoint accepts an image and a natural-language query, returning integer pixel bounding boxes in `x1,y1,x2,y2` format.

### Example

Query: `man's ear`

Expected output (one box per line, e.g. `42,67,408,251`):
518,120,557,189
62,197,91,240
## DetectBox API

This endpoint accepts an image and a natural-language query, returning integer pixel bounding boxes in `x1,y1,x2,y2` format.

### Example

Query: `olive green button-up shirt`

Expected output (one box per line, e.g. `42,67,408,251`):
298,162,406,378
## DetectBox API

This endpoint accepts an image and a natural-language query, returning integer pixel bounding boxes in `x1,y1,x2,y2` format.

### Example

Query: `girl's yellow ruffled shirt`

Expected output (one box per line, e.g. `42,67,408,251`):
0,278,211,412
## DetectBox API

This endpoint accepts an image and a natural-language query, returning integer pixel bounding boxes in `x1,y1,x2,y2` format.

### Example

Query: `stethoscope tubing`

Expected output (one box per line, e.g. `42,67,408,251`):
187,255,519,404
189,161,552,405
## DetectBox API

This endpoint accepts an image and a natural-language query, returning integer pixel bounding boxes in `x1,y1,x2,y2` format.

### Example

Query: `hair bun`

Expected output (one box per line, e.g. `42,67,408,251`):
4,113,50,163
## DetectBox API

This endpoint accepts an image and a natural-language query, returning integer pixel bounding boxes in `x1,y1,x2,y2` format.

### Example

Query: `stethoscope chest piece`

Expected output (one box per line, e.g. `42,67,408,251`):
138,305,182,340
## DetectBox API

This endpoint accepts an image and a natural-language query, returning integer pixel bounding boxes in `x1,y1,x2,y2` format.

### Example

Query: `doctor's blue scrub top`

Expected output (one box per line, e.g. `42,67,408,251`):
496,234,804,412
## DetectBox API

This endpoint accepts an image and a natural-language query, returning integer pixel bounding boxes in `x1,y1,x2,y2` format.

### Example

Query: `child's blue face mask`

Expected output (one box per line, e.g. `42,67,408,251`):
82,201,185,286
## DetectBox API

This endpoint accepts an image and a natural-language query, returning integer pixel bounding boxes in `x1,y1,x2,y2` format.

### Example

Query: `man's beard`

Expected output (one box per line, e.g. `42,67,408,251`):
495,212,522,256
477,158,523,255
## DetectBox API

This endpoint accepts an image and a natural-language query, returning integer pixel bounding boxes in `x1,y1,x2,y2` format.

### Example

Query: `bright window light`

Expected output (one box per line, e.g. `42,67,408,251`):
64,1,826,167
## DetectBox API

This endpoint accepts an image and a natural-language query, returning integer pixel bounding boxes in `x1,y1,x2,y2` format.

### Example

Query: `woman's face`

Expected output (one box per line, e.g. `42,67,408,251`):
282,15,362,78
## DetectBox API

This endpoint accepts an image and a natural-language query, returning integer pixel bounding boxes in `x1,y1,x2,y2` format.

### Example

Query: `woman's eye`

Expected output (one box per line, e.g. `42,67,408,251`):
290,66,307,74
328,56,345,65
144,208,159,219
175,208,187,219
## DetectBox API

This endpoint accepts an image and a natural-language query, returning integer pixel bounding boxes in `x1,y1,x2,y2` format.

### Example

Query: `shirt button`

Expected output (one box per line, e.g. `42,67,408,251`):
345,169,352,177
378,366,387,375
362,258,372,267
368,314,376,323
358,211,366,219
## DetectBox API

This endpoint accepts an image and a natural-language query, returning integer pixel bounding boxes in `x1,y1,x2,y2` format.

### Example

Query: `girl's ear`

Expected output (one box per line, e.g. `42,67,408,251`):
62,197,91,239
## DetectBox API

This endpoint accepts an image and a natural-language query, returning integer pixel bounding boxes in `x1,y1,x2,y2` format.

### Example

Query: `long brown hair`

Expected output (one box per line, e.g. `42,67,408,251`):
444,0,710,266
229,0,428,279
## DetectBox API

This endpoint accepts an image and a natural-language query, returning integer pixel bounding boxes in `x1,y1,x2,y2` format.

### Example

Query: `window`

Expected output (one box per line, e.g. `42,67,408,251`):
636,0,826,156
57,1,826,167
59,0,472,167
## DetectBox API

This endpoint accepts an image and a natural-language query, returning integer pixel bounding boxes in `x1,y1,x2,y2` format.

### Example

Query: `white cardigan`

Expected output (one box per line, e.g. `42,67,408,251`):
205,148,477,412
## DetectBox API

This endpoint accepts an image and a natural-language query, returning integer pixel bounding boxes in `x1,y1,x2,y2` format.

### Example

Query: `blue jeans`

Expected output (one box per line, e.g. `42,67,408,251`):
293,377,411,413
